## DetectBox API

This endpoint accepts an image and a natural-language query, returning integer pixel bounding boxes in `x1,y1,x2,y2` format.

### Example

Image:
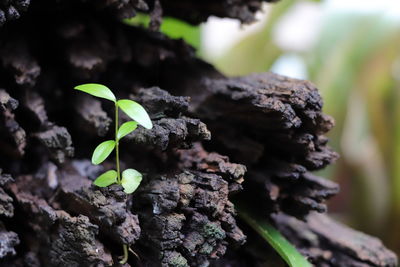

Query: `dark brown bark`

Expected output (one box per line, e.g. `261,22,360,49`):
0,0,397,266
272,212,398,267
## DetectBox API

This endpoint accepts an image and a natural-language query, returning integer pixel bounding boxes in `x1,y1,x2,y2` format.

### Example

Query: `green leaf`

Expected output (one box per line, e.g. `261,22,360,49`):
74,83,116,102
237,205,312,267
124,14,200,51
160,17,201,50
93,170,118,187
121,168,142,194
123,13,151,28
92,140,116,165
117,99,153,129
117,121,138,140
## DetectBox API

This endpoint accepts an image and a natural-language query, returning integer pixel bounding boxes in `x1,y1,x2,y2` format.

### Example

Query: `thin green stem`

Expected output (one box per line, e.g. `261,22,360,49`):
115,103,121,185
115,104,129,264
119,244,129,264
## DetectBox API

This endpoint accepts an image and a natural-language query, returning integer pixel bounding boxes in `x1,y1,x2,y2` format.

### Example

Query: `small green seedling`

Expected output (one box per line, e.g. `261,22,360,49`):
74,83,152,194
75,83,152,264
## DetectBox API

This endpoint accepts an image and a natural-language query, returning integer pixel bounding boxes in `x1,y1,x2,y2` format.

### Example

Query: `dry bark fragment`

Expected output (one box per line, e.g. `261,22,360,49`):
135,143,245,267
72,95,112,136
72,0,149,20
0,172,17,262
182,73,339,218
159,0,278,24
17,91,75,164
0,0,30,26
0,41,40,87
0,221,19,259
176,142,246,194
196,73,338,168
0,89,26,158
9,175,114,266
22,91,49,128
272,212,398,267
126,87,211,150
0,171,14,218
34,126,74,164
55,162,141,246
136,171,245,267
49,212,114,267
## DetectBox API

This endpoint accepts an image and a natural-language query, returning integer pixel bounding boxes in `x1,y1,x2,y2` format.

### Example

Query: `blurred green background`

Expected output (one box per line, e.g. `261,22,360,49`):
127,0,400,255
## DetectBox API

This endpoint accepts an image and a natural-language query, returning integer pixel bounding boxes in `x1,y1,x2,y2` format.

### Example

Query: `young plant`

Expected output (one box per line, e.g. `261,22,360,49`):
75,83,152,264
74,83,152,194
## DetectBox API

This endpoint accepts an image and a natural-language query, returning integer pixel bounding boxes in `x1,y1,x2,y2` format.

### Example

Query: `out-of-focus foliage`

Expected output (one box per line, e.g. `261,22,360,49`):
308,13,400,247
160,17,200,50
200,0,400,254
208,0,294,76
124,14,200,50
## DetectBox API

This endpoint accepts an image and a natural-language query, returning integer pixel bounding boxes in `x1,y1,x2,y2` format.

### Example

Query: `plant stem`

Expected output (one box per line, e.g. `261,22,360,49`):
115,103,121,185
115,104,128,264
119,244,129,264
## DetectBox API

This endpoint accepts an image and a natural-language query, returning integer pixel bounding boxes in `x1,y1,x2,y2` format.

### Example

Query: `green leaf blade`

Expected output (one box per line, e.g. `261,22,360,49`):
117,121,138,140
121,168,142,194
74,83,116,102
93,170,118,187
92,140,116,165
237,205,312,267
117,99,153,129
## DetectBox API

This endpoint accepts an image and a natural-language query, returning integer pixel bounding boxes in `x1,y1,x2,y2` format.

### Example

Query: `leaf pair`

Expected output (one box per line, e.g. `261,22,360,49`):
94,168,142,194
74,83,153,129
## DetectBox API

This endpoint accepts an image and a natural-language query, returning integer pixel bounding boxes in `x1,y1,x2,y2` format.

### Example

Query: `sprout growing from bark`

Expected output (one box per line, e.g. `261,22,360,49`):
74,83,152,264
74,83,152,194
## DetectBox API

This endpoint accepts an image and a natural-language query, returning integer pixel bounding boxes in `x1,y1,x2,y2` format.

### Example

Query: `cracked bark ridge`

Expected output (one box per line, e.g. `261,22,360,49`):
0,170,14,218
191,73,339,218
127,87,211,150
0,89,26,158
135,143,246,267
0,221,19,259
0,0,281,39
34,126,74,164
0,170,18,260
177,142,246,194
159,0,278,24
0,0,30,26
198,73,337,169
21,91,74,164
272,212,398,267
55,161,141,246
0,41,40,87
9,175,114,266
72,94,112,137
88,0,149,19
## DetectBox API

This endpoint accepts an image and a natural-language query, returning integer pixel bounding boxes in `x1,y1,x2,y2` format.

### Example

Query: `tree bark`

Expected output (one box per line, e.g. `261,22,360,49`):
0,0,397,266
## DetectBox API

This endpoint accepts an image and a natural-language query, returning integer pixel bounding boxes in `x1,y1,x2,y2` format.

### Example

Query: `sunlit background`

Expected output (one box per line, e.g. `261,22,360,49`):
128,0,400,255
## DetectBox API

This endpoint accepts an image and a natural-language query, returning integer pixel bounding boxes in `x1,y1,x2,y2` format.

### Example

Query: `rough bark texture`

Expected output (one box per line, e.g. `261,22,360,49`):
273,212,398,267
0,0,277,27
0,0,397,266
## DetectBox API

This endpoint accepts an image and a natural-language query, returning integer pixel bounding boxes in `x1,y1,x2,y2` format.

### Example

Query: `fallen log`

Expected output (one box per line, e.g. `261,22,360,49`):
0,0,397,266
